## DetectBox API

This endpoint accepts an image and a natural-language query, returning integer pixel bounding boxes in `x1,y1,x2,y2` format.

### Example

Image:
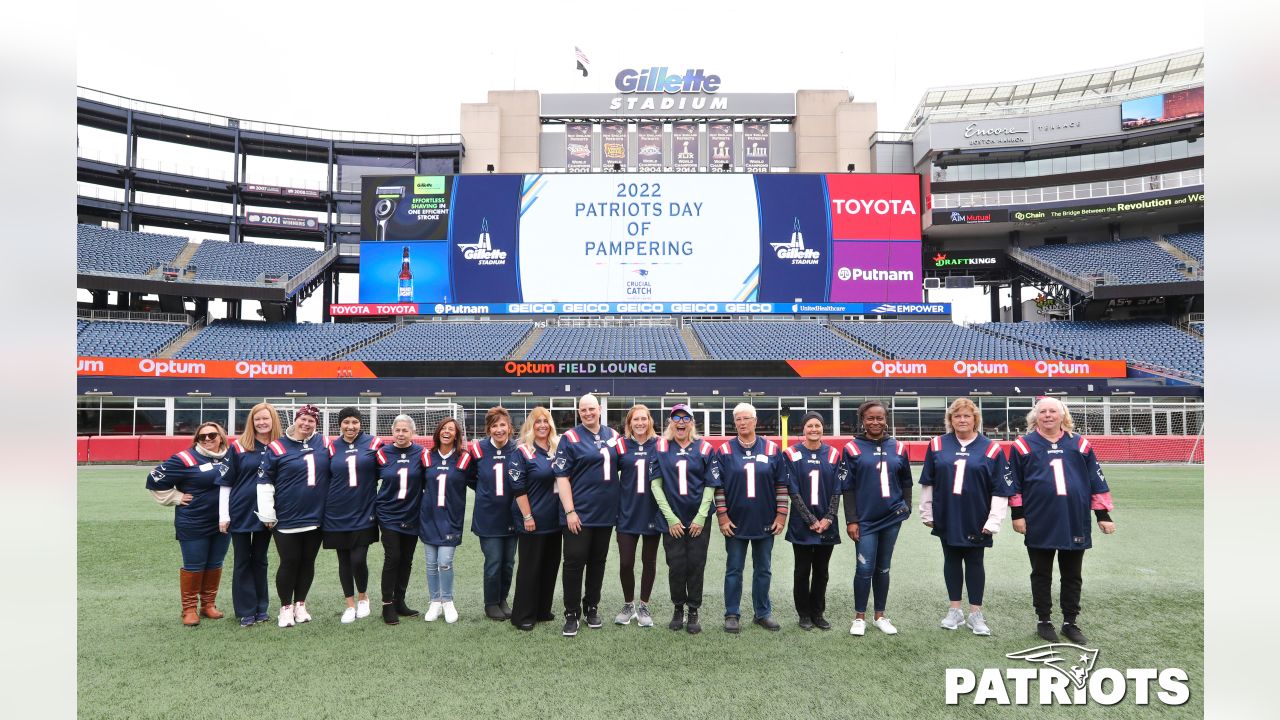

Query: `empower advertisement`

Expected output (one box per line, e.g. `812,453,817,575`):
360,173,922,305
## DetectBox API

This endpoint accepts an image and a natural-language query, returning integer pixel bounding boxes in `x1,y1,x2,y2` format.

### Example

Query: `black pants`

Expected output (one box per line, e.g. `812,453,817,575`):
231,530,272,619
792,544,835,619
380,527,418,604
511,532,562,627
562,526,612,617
943,543,987,606
1028,547,1085,623
616,532,660,603
336,544,371,598
661,528,711,610
273,529,322,607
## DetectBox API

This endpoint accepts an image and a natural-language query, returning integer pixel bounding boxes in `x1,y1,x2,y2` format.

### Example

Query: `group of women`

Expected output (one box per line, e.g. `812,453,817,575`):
146,394,1116,643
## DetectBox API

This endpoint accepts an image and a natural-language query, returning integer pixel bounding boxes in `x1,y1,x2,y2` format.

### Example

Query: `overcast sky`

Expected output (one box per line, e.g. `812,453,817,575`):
74,1,1205,321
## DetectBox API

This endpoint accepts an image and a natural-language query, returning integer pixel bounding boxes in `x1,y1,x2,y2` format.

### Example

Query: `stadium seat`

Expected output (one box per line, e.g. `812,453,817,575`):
834,322,1050,360
188,241,322,284
692,322,878,360
176,320,389,360
976,320,1203,381
77,319,188,357
525,327,691,360
77,224,188,276
1165,231,1204,265
346,322,534,361
1020,237,1189,285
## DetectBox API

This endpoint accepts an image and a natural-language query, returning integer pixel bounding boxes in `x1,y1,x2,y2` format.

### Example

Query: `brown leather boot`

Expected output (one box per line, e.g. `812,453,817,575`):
180,569,201,626
199,567,225,619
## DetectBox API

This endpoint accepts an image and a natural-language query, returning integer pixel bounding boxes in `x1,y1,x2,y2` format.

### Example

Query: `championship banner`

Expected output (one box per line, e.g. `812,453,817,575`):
743,122,769,170
672,122,699,173
242,212,321,231
565,123,593,173
707,122,734,171
600,122,628,170
76,357,377,379
636,122,663,171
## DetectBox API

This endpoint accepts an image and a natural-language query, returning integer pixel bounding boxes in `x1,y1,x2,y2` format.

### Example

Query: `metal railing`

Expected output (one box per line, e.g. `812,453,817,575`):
931,169,1203,210
76,309,192,324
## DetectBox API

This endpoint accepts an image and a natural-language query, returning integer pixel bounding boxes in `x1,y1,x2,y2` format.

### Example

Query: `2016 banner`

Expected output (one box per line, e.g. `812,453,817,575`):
359,173,921,304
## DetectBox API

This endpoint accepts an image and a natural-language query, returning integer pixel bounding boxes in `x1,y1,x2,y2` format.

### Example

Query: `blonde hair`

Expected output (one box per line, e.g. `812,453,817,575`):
944,398,984,434
238,403,282,449
517,406,560,453
1025,397,1075,434
623,404,655,442
193,421,229,453
662,413,701,442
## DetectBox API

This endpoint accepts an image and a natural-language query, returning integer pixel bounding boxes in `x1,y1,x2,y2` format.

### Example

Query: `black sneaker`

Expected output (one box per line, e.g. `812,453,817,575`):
724,615,740,634
1036,621,1059,643
484,604,505,621
753,615,781,631
1060,622,1089,645
669,605,685,631
562,614,580,637
516,622,534,632
499,600,512,619
686,608,701,635
394,599,419,618
813,615,832,631
585,606,603,628
382,603,399,625
798,615,814,630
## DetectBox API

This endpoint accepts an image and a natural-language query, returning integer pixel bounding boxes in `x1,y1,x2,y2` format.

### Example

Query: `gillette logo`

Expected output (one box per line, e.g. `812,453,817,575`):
456,218,507,265
616,68,722,94
769,218,820,264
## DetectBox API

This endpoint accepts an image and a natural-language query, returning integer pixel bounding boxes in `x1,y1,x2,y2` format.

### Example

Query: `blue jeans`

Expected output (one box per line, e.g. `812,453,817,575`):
723,535,774,619
478,535,516,606
231,531,272,618
423,544,457,602
853,522,901,614
178,532,232,572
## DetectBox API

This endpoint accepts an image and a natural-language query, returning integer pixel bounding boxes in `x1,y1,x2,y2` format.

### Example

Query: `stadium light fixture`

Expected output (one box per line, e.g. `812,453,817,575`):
359,391,382,397
434,391,457,397
665,391,687,396
1111,390,1136,396
285,391,308,397
186,391,212,397
743,391,765,397
894,391,917,396
1044,391,1068,396
510,390,534,396
968,390,993,396
84,390,113,397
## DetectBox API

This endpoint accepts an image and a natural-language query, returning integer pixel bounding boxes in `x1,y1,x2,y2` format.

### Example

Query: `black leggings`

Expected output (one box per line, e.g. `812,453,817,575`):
942,543,987,606
273,529,323,607
792,544,835,618
380,528,418,604
1028,547,1085,623
336,544,371,599
616,532,660,603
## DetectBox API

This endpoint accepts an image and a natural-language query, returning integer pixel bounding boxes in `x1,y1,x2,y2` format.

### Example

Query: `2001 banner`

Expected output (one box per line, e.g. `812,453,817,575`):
358,173,922,305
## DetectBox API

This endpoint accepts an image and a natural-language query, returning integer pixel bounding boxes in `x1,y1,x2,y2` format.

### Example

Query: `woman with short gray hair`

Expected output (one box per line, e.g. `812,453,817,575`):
374,414,427,625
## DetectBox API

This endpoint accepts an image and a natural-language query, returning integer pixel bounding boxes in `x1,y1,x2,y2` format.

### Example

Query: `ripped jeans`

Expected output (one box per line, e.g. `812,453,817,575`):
852,522,901,614
422,544,457,602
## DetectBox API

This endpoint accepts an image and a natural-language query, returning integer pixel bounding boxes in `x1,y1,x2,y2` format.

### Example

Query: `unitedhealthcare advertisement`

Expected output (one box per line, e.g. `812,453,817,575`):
359,173,926,311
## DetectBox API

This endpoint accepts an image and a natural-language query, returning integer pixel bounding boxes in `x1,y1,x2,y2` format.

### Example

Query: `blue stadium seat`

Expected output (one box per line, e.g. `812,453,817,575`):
77,320,188,357
176,321,389,360
977,320,1203,380
1021,237,1188,285
346,322,534,361
188,241,322,284
692,322,878,360
525,327,691,360
77,224,187,276
1165,231,1204,264
835,322,1050,360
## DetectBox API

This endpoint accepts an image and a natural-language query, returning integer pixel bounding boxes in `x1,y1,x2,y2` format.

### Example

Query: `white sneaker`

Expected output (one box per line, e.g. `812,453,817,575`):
635,601,654,628
293,602,312,624
356,599,371,619
425,601,443,622
966,611,991,636
873,616,898,635
849,618,866,636
341,606,356,624
940,607,965,630
278,605,295,628
443,601,459,624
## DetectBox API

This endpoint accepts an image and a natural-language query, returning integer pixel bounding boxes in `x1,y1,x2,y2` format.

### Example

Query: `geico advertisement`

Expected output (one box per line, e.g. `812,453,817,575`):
76,357,376,379
517,174,761,302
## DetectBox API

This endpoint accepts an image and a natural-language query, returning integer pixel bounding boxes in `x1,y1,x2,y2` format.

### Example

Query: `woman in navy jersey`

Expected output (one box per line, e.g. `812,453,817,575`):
782,412,842,631
374,414,428,625
1009,397,1116,645
256,404,331,628
553,393,621,636
420,417,471,624
323,407,382,624
650,404,716,634
613,404,662,628
841,400,913,637
216,403,281,626
919,398,1013,636
711,402,789,634
147,421,233,626
469,407,518,621
508,407,561,630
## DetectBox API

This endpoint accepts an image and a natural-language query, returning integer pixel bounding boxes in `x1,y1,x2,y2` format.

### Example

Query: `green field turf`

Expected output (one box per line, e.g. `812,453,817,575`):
78,464,1202,719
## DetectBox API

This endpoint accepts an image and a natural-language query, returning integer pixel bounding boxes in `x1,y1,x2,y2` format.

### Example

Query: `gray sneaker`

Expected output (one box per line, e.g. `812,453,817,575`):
967,611,991,636
635,601,654,628
614,602,636,625
940,607,965,630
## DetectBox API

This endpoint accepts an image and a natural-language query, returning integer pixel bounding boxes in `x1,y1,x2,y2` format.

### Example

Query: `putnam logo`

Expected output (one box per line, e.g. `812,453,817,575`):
838,267,915,282
769,218,820,264
946,644,1190,706
434,303,492,315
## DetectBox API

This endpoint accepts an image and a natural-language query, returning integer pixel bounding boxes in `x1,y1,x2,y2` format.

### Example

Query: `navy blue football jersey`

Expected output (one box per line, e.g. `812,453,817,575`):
419,448,472,546
257,434,332,530
840,436,913,534
1007,432,1112,550
374,442,427,535
507,442,560,535
552,424,621,528
217,438,269,534
919,433,1012,548
323,433,382,532
781,443,843,546
649,437,716,530
710,437,785,540
147,447,230,540
468,438,517,537
616,436,661,536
